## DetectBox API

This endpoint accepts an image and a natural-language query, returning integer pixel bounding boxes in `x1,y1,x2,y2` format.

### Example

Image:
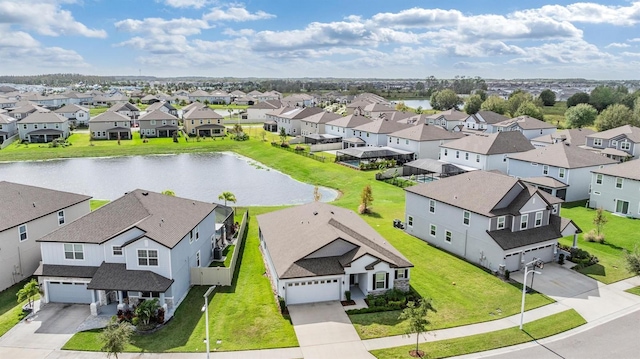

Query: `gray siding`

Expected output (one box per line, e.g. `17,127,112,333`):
589,173,640,218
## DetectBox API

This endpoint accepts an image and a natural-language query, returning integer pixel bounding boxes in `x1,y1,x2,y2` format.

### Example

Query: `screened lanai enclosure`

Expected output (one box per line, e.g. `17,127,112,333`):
336,146,414,169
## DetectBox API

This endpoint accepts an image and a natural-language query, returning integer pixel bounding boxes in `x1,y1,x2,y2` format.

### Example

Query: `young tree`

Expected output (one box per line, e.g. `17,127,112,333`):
566,92,590,108
395,101,410,112
480,95,508,115
507,91,535,116
625,245,640,276
218,191,237,206
430,89,462,110
594,104,636,131
161,189,175,196
279,127,287,144
514,101,544,121
101,318,134,359
313,186,321,202
358,184,374,214
463,94,483,115
16,279,40,309
564,103,598,128
538,89,556,106
590,86,623,112
398,299,435,358
593,207,608,237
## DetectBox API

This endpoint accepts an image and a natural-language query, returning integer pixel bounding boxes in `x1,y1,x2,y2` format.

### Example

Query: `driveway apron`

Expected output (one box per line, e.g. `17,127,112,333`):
288,301,375,359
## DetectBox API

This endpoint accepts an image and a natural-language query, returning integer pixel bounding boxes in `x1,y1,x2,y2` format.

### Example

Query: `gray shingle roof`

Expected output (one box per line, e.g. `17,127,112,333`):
326,114,371,128
19,112,66,124
87,262,173,292
591,159,640,181
37,189,216,249
352,118,412,134
441,131,534,155
467,111,509,125
493,116,556,130
426,109,468,122
54,104,88,113
34,264,99,278
531,128,595,146
0,181,91,232
183,107,223,120
301,111,342,124
488,215,563,250
586,125,640,142
107,102,140,112
89,111,131,123
257,202,412,279
508,143,617,169
139,109,179,121
390,124,464,141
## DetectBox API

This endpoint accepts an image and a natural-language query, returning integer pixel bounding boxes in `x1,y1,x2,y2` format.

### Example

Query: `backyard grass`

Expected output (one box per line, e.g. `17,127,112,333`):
370,309,586,359
559,201,638,284
0,278,38,337
625,286,640,296
63,215,298,352
90,199,109,211
209,245,235,267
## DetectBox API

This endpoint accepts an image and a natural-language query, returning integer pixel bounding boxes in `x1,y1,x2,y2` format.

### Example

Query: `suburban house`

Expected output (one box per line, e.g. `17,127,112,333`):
107,102,140,125
0,181,91,292
210,90,231,104
487,116,557,140
245,100,282,122
138,110,179,138
460,111,509,132
387,124,464,160
507,143,618,202
266,106,323,136
531,128,596,148
0,97,18,109
8,103,49,120
281,94,315,107
257,202,413,305
54,104,90,126
188,90,214,103
589,159,640,218
35,190,234,316
182,107,225,137
145,101,178,117
425,109,468,131
584,125,640,161
300,111,342,137
0,113,18,145
140,95,160,105
325,114,372,148
405,170,580,272
362,103,394,118
439,131,535,173
350,118,412,147
18,112,70,143
89,111,133,140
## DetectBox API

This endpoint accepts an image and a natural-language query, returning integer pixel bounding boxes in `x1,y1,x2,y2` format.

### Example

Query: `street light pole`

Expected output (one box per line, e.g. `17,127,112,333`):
202,285,216,359
519,259,542,330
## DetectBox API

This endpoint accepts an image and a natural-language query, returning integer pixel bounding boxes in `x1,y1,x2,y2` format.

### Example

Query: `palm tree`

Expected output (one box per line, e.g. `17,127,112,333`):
17,279,40,310
218,191,237,206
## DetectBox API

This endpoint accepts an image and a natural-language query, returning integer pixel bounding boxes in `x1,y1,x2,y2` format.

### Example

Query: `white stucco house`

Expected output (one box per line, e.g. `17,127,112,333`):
388,124,464,160
487,116,557,140
257,202,413,305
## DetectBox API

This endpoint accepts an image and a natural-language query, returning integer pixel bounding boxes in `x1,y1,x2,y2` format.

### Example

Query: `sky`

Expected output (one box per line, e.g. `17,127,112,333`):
2,0,640,79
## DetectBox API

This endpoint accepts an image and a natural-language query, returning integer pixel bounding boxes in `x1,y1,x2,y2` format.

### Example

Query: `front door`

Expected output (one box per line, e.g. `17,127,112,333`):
616,200,629,214
349,274,358,286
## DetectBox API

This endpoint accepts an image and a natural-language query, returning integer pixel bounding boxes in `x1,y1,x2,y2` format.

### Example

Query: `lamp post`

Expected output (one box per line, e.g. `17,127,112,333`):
519,258,543,330
202,285,216,359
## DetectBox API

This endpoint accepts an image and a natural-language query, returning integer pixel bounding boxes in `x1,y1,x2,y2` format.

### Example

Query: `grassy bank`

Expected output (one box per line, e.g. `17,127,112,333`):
0,279,38,337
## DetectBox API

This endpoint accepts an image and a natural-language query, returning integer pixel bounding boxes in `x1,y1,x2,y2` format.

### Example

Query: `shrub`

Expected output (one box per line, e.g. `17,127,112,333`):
280,143,289,148
294,145,305,152
277,296,286,314
504,269,510,280
584,229,604,243
345,291,351,301
558,253,565,265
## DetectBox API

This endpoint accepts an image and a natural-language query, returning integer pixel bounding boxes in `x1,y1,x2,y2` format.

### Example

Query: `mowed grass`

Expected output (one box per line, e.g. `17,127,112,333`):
0,278,38,337
371,309,586,359
625,286,640,296
63,214,298,352
559,201,638,284
90,199,109,211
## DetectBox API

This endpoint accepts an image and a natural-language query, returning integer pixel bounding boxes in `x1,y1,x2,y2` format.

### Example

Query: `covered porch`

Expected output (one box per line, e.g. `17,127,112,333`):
304,133,341,144
156,125,179,138
336,146,414,169
27,129,63,143
107,127,132,140
263,120,277,132
196,124,225,137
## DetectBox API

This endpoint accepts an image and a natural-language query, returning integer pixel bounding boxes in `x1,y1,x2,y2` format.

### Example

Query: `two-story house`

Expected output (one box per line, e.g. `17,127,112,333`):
584,125,640,161
266,106,323,136
0,113,18,145
89,111,133,140
530,128,595,148
349,119,412,147
182,106,225,137
387,124,464,160
487,116,557,140
461,111,509,132
246,100,282,122
507,143,617,202
405,170,580,272
258,202,412,305
35,190,234,316
210,90,231,105
107,102,141,125
325,114,372,148
300,111,342,136
138,110,179,138
188,90,214,104
589,159,640,218
425,109,468,131
8,103,49,120
0,182,90,292
145,101,178,117
54,104,90,126
18,112,70,143
439,131,535,173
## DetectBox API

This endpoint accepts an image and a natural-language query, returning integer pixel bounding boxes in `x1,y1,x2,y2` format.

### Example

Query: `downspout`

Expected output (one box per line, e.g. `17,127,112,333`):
464,229,468,258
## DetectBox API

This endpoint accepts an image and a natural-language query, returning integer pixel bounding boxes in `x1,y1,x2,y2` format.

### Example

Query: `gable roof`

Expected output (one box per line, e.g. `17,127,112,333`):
466,111,509,125
326,114,371,128
183,106,224,120
37,189,216,249
54,104,88,113
586,125,640,142
352,118,412,134
146,101,176,112
250,99,282,110
107,102,139,112
531,128,595,146
441,131,534,155
190,90,210,97
390,124,464,141
0,113,16,124
493,116,556,130
19,111,67,124
0,181,91,232
508,143,617,168
89,111,131,123
139,109,179,121
276,107,324,120
591,158,640,181
301,111,342,124
426,109,468,122
257,202,412,279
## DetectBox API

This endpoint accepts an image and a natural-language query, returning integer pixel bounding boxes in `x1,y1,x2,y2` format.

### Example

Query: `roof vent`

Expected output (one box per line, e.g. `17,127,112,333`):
313,211,318,216
32,202,36,207
142,192,148,196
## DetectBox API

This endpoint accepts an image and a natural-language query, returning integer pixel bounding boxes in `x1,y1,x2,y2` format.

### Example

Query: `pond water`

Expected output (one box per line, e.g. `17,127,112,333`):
395,99,432,110
0,153,338,206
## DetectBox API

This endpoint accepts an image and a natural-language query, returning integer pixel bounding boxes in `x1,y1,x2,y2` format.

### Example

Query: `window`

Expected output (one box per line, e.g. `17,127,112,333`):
593,191,601,195
64,243,84,260
463,211,470,226
396,269,406,279
621,142,631,151
445,230,452,243
57,210,65,225
503,155,507,162
196,251,201,267
444,149,448,156
150,120,156,125
593,138,602,146
194,226,199,241
552,204,558,214
596,174,603,185
476,154,480,163
138,249,158,266
389,137,392,143
18,225,27,241
375,272,386,289
140,291,160,298
616,177,623,189
558,168,566,179
543,165,549,175
535,212,543,227
611,140,618,147
520,214,529,230
497,216,505,230
429,200,436,213
396,138,399,144
405,139,409,145
430,224,436,237
465,152,469,160
456,151,459,158
112,246,123,256
407,216,413,227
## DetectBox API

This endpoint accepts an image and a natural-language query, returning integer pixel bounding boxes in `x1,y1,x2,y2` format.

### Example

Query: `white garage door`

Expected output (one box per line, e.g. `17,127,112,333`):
48,281,93,304
285,278,341,305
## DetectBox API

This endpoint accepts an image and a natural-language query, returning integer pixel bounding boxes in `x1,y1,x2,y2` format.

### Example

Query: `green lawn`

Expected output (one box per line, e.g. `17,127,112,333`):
371,309,586,359
209,245,235,267
90,199,109,211
559,201,638,284
63,216,297,352
625,286,640,296
0,279,37,337
541,101,567,128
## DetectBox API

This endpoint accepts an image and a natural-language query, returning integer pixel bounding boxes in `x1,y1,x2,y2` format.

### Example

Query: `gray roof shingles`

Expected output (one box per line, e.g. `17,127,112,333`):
591,158,640,181
508,143,617,169
87,262,173,292
441,131,534,155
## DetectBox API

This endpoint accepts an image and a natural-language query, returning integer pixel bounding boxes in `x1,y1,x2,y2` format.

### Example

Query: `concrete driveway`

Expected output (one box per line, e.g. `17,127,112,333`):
288,301,375,359
0,303,90,350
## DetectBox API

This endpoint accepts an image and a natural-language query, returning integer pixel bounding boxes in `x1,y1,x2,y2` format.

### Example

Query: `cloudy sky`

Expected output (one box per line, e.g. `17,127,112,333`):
2,0,640,79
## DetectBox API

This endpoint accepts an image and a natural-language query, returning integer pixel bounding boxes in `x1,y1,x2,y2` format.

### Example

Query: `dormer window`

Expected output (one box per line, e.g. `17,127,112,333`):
497,216,506,230
520,214,529,230
593,138,602,146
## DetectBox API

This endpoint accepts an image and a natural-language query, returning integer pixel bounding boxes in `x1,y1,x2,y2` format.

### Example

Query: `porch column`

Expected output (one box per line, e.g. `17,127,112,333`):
572,233,578,248
159,292,165,306
117,291,124,310
90,290,98,316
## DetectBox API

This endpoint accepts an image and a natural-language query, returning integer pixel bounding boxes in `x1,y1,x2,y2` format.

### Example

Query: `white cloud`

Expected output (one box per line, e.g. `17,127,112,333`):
605,42,631,48
508,40,613,65
629,38,640,42
115,17,211,36
620,52,640,57
517,2,640,26
371,8,463,28
0,0,107,38
203,6,275,22
163,0,209,9
453,61,495,69
222,28,255,37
